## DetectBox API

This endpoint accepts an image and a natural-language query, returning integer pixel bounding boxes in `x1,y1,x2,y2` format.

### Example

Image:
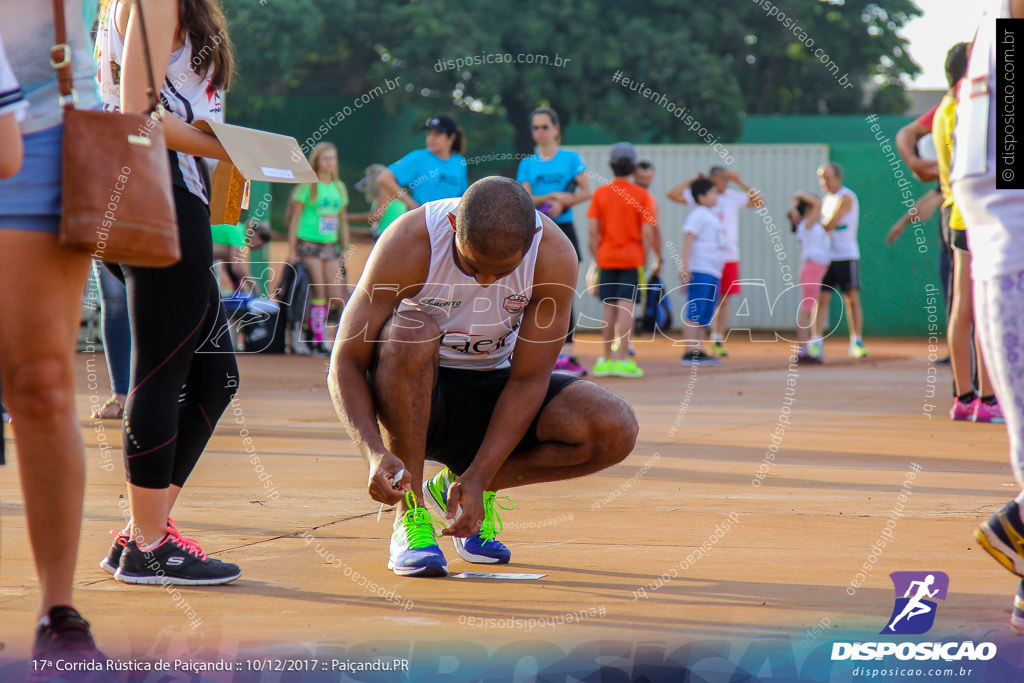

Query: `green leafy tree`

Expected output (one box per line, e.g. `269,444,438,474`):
366,0,745,155
223,0,922,158
731,0,921,114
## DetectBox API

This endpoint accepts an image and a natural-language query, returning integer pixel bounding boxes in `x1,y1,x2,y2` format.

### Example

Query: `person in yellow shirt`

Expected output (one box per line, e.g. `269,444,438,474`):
934,43,1003,424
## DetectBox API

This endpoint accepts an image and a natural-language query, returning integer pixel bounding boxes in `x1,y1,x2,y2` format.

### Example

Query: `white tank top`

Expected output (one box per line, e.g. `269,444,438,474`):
823,186,859,260
797,219,831,267
398,198,544,370
951,0,1024,281
96,2,225,204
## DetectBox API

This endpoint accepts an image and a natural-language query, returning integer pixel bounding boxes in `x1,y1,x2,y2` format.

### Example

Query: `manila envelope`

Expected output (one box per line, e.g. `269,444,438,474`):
196,120,317,225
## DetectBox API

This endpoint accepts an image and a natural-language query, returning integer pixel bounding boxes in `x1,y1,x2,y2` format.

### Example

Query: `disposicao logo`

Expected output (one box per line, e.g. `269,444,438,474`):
831,571,997,663
881,571,948,635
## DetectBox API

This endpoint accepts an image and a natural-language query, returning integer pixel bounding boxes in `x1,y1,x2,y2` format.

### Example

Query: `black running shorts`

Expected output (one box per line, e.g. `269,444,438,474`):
596,267,641,303
951,227,969,252
822,259,860,293
424,367,580,475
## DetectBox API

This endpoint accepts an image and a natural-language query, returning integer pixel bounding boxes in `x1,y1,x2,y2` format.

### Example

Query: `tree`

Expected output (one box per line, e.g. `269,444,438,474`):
732,0,921,114
366,0,745,155
223,0,922,156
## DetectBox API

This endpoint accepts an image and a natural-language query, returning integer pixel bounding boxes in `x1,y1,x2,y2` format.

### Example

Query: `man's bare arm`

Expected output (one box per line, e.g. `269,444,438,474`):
896,119,939,182
887,189,942,245
328,209,429,504
588,217,601,260
723,170,763,208
821,195,853,232
667,173,703,204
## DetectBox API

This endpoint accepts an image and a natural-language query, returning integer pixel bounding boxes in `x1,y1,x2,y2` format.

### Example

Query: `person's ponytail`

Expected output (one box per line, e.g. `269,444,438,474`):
451,127,466,155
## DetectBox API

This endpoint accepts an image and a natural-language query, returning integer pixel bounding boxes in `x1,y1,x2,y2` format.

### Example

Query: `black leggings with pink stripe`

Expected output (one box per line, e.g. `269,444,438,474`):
113,185,238,489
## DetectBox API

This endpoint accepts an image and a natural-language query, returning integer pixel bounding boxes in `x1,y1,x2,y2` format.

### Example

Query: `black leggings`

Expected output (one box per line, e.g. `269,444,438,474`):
116,186,238,489
556,221,581,345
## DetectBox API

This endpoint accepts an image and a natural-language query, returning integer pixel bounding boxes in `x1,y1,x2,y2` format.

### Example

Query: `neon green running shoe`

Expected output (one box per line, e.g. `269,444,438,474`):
388,490,447,577
423,469,514,564
593,357,616,377
613,358,644,378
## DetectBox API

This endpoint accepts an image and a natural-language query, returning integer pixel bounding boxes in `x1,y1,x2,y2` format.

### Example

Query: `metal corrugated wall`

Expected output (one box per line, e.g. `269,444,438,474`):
567,144,829,333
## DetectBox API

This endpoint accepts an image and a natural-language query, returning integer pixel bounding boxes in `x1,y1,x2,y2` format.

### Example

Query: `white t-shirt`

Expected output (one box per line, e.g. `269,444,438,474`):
683,205,729,277
0,36,27,121
952,0,1024,282
685,186,748,261
796,219,831,266
396,198,544,370
822,186,860,260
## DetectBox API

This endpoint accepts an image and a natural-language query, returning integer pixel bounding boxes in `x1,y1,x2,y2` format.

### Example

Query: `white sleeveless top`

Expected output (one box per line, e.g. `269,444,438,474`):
823,186,859,260
397,198,544,370
796,219,831,267
952,0,1024,281
96,2,225,204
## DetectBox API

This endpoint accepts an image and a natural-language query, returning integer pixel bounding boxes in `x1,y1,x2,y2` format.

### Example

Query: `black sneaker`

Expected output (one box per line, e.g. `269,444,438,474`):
115,535,241,586
33,605,104,660
679,350,722,366
99,530,128,575
100,518,186,575
976,500,1024,577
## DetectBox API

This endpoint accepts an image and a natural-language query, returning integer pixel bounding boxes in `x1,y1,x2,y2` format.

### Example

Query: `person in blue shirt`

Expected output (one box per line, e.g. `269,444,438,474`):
377,114,468,212
517,107,591,377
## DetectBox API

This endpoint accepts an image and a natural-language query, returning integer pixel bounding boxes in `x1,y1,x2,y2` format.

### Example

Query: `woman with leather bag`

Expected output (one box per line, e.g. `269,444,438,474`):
0,1,105,661
95,0,243,586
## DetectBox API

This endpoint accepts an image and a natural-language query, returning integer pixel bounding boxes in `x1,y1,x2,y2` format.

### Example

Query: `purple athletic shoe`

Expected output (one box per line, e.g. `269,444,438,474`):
553,354,587,377
972,400,1006,424
950,398,978,421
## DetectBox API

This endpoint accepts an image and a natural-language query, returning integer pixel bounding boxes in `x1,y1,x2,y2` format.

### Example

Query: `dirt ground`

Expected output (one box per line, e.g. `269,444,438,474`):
0,241,1019,679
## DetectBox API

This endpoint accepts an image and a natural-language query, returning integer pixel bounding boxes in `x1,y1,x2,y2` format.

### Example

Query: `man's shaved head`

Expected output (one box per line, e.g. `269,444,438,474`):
455,176,537,260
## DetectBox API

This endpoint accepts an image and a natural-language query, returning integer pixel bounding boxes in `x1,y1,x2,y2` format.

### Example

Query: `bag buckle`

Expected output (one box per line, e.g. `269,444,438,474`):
57,91,78,107
50,44,71,69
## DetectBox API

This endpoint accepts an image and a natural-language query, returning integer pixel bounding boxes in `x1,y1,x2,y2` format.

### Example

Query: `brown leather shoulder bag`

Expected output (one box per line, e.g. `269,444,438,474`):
53,0,180,266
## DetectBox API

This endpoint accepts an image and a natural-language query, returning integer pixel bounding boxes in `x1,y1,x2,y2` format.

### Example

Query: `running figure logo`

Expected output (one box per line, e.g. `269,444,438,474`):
880,571,949,635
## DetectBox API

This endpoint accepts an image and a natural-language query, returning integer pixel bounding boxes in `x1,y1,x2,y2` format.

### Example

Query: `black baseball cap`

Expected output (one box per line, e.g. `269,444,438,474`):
423,114,458,135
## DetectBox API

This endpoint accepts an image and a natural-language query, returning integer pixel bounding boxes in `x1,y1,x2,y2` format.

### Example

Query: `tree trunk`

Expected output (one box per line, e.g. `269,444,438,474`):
504,92,535,158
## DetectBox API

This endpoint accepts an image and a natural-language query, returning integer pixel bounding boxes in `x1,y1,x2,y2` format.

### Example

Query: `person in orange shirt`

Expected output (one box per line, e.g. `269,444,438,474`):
587,143,656,378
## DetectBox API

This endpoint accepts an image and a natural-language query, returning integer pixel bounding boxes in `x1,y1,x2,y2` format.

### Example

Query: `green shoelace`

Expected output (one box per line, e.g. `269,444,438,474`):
400,490,445,550
478,492,516,542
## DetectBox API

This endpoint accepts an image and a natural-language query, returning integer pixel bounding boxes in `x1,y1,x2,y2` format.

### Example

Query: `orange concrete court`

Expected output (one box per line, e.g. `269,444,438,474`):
1,330,1020,668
